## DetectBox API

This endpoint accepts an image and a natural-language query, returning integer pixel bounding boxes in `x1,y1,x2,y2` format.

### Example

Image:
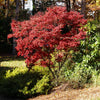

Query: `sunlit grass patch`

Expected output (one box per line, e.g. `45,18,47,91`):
1,60,26,67
0,56,26,68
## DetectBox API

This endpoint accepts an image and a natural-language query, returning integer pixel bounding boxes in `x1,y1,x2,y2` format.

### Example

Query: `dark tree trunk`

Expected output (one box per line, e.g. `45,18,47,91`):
65,0,71,12
40,0,45,11
72,0,75,10
15,0,19,20
12,0,20,55
32,0,37,15
5,0,9,17
81,0,86,18
23,0,25,9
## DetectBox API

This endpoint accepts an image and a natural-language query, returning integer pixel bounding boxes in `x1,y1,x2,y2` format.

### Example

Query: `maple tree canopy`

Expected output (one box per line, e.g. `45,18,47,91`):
8,6,87,68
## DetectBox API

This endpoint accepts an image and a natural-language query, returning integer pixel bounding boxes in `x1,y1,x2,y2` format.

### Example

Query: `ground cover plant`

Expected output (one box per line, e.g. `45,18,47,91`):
0,56,51,98
8,6,87,84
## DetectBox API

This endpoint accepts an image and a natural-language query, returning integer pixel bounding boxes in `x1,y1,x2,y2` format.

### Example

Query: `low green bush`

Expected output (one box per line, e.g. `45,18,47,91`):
64,66,93,88
0,67,51,98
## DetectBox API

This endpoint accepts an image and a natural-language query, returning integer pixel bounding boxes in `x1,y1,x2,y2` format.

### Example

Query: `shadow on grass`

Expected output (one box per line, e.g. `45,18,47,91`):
0,68,41,99
0,66,13,79
0,67,22,100
0,55,25,62
0,66,49,100
0,56,51,100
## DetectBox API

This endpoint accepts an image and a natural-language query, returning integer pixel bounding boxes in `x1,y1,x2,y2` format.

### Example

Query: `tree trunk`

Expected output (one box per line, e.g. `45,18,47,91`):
12,0,19,55
23,0,25,9
5,0,9,17
81,0,86,18
40,0,45,11
32,0,36,15
96,10,100,22
72,0,75,10
15,0,19,20
65,0,71,12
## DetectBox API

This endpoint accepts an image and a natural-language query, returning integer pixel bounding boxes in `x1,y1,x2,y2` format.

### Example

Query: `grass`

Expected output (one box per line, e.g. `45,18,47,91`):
0,55,49,72
0,56,27,81
0,56,51,98
0,56,26,67
1,60,26,67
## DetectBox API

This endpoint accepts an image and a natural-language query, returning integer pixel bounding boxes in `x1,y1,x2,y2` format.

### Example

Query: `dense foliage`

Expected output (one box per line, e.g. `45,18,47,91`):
74,21,100,70
0,65,51,98
64,21,100,88
8,6,87,79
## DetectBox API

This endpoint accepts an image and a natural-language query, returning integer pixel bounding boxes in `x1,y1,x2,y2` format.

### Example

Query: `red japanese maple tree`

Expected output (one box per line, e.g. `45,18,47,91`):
8,6,87,79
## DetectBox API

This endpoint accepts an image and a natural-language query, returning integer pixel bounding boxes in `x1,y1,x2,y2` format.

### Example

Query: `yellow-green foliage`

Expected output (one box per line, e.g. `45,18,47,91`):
0,57,51,98
34,75,51,94
5,67,28,78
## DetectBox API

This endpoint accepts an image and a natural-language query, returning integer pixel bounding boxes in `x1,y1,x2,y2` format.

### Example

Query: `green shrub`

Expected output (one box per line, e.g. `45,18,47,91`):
21,75,51,95
74,21,100,70
63,20,100,89
0,67,51,98
64,66,93,88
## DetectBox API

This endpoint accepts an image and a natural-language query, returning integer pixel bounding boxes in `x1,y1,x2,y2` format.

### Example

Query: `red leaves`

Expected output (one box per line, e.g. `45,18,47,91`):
7,34,13,39
8,6,87,68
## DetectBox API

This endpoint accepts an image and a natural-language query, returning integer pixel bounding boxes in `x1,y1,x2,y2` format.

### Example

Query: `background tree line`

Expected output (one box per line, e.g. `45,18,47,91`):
0,0,100,21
